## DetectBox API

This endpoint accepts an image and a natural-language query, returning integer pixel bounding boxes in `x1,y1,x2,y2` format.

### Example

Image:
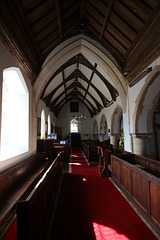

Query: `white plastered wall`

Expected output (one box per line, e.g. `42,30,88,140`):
57,101,94,139
129,57,160,134
37,100,56,139
37,100,55,125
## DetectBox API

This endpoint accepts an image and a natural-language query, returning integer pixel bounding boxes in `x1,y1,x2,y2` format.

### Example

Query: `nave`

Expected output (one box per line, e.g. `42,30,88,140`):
2,146,160,240
47,147,158,240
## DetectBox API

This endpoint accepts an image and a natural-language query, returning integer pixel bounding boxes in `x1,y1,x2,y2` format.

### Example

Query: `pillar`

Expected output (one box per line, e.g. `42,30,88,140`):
131,133,152,156
99,134,104,142
110,134,118,149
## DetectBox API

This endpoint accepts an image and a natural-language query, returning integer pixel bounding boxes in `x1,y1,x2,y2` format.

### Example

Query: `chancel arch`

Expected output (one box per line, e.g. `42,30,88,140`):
34,35,127,116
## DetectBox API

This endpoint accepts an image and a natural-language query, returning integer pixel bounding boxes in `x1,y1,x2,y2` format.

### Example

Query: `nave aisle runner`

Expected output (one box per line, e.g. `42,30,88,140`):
49,147,158,240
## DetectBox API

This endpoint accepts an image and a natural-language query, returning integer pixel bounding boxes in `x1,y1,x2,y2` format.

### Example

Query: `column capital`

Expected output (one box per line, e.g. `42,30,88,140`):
130,133,152,139
110,133,119,137
130,133,152,156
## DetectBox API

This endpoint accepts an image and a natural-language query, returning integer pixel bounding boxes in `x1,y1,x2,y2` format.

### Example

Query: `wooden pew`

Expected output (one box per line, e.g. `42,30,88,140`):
0,153,48,239
97,145,124,177
17,152,63,240
37,139,54,161
37,139,71,164
81,140,99,163
81,140,110,164
111,154,160,233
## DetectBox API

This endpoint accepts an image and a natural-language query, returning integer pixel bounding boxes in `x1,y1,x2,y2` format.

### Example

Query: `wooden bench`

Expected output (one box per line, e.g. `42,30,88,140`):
111,154,160,233
0,153,49,240
17,152,63,240
53,145,71,163
97,147,112,177
37,139,71,164
81,140,111,164
81,140,99,163
37,139,54,161
97,145,126,177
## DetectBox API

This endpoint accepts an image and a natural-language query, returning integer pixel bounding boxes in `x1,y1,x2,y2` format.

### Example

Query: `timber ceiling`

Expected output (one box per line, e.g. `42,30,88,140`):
0,0,160,116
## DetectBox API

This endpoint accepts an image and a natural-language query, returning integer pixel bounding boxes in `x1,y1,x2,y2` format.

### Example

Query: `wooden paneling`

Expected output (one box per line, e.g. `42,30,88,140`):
120,163,132,194
107,23,131,49
104,32,127,55
111,156,121,183
120,0,152,21
132,171,149,212
111,154,160,231
110,12,136,42
86,2,104,25
26,1,52,25
125,2,160,83
150,182,160,225
113,0,144,31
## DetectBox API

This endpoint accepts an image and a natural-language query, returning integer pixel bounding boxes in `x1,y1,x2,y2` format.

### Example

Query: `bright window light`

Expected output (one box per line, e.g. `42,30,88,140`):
93,222,129,240
70,119,78,133
41,109,45,139
48,114,51,135
0,68,29,161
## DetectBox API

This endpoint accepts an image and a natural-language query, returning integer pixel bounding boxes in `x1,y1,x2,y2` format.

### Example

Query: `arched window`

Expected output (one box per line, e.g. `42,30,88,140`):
41,109,45,139
1,67,29,161
48,114,51,135
70,119,78,133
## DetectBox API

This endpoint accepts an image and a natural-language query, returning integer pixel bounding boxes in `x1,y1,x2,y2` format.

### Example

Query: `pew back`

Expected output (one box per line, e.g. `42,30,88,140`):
17,152,63,240
0,153,48,239
0,153,46,201
111,154,160,233
81,140,111,163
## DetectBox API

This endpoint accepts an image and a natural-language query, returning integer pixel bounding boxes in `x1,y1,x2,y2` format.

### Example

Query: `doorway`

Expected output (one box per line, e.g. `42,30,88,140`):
71,133,81,147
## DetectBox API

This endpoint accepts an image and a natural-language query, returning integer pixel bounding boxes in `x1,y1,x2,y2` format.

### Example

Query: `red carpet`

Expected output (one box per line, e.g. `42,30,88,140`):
3,220,17,240
49,147,158,240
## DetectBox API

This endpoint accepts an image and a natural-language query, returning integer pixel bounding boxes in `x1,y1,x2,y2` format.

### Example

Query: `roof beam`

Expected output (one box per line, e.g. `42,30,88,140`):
55,0,62,38
43,68,109,107
41,54,118,101
124,1,160,82
80,0,86,22
99,0,114,40
83,63,97,100
62,70,67,99
49,81,103,112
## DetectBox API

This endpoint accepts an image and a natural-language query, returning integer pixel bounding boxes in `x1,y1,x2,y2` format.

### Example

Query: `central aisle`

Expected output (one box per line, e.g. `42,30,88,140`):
48,147,158,240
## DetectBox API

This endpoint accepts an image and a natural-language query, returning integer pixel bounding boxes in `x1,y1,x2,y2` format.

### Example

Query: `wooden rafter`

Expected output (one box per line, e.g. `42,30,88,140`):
99,0,114,40
83,63,97,100
80,0,86,22
124,1,160,82
62,70,67,99
0,0,159,89
125,1,160,60
55,0,62,38
43,68,110,107
41,54,118,101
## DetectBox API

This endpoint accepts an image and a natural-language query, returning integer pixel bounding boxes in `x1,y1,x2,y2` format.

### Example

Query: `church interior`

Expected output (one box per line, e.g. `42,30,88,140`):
0,0,160,239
